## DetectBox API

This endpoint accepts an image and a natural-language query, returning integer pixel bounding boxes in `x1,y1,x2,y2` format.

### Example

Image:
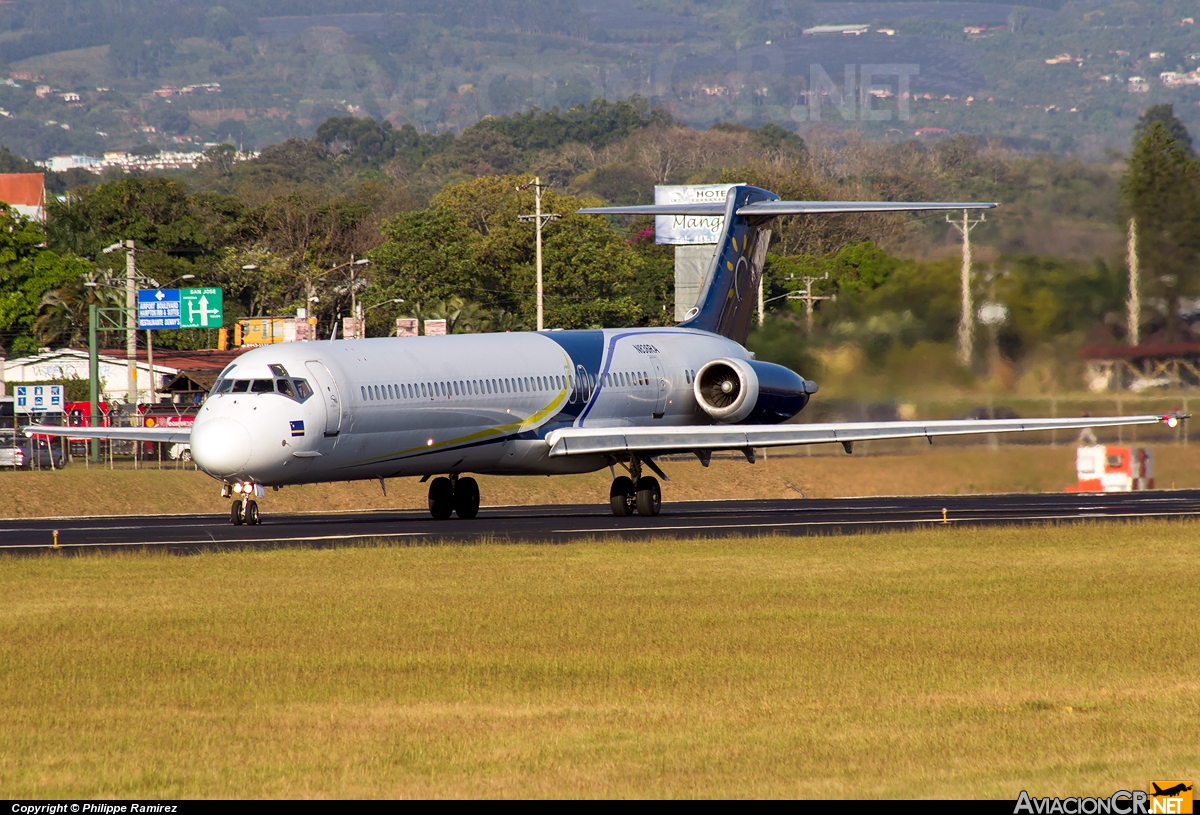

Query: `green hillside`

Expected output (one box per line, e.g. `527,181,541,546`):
0,1,1195,159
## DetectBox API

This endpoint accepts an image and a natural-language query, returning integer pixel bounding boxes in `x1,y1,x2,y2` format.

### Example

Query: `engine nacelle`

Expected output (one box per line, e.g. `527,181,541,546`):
693,358,816,425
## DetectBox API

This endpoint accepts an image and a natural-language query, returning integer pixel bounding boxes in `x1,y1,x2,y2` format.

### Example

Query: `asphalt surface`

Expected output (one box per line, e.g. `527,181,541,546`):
3,490,1200,554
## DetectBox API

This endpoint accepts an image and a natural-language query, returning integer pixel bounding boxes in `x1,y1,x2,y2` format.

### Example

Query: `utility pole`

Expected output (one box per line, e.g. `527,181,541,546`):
948,209,986,368
518,177,560,331
1126,217,1140,346
124,240,136,403
794,273,833,334
350,255,359,339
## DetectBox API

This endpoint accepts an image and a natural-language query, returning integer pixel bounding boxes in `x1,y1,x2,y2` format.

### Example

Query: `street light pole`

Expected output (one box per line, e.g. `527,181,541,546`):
350,255,358,339
89,304,100,463
518,177,560,331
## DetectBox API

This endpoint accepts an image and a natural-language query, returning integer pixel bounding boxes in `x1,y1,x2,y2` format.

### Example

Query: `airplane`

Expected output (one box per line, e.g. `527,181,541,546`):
1151,783,1193,797
27,185,1185,525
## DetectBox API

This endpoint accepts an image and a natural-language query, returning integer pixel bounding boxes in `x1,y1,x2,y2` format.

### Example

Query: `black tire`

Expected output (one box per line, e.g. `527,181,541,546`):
610,476,634,517
245,500,260,525
428,477,454,520
635,476,661,517
230,501,244,526
454,476,480,519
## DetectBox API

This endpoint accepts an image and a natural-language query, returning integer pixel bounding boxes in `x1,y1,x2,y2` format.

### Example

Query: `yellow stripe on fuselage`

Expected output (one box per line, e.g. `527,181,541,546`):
348,354,574,467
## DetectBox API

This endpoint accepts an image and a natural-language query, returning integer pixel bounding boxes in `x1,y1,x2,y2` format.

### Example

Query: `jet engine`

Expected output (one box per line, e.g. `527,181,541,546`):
693,358,817,424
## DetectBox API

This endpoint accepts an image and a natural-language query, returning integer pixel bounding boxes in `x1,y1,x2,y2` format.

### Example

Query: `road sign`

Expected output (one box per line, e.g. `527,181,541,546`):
181,287,222,328
14,385,62,411
138,288,182,328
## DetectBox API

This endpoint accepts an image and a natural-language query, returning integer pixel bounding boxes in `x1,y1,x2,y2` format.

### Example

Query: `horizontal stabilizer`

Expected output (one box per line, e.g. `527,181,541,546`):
546,414,1183,458
577,201,997,217
577,203,727,216
736,200,997,215
24,425,192,444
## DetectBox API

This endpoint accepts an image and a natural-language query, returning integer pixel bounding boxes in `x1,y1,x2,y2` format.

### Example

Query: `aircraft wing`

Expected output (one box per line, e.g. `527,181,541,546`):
23,425,193,444
545,415,1182,458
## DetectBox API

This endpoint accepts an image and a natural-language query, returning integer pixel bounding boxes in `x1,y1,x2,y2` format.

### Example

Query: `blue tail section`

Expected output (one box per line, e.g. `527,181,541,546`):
677,185,778,344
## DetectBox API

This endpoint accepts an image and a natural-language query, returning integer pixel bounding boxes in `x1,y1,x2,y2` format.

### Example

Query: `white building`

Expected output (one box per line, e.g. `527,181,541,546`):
39,155,104,173
0,349,177,403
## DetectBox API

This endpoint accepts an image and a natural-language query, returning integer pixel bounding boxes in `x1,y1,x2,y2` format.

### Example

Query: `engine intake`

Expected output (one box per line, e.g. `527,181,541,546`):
694,358,815,424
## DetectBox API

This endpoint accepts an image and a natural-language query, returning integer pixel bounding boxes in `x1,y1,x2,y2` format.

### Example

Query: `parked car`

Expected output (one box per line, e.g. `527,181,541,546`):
0,431,67,470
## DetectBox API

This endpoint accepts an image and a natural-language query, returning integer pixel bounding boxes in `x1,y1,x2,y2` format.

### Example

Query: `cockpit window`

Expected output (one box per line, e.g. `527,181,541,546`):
231,380,250,393
276,378,295,397
251,379,274,393
268,364,289,377
217,379,234,394
294,379,313,400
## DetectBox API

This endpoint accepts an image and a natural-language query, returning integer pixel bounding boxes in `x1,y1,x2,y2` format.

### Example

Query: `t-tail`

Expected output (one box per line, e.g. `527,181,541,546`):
578,186,998,345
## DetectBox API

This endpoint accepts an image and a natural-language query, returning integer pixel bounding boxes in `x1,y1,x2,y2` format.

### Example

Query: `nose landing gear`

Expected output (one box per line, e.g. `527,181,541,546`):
609,457,661,517
224,482,262,526
230,498,260,526
427,474,480,520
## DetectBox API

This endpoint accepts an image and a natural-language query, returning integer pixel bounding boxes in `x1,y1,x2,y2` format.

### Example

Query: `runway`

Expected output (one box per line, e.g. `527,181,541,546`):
3,490,1200,554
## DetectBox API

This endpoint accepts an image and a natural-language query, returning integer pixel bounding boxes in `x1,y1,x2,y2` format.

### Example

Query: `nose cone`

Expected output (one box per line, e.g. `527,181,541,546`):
191,417,252,478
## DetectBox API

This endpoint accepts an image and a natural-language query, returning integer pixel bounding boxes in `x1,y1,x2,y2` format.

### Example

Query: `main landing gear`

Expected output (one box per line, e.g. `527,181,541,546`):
224,481,262,526
610,457,661,517
428,473,480,520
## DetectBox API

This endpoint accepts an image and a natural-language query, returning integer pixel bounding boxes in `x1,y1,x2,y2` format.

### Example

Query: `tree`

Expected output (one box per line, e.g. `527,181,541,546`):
1133,105,1195,157
368,175,653,329
0,207,94,355
366,206,481,315
1122,120,1200,341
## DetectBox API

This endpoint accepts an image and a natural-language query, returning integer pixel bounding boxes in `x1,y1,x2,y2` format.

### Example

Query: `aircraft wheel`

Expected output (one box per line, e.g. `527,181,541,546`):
635,476,661,517
454,477,480,519
230,501,244,526
428,477,454,520
610,476,634,517
245,500,260,526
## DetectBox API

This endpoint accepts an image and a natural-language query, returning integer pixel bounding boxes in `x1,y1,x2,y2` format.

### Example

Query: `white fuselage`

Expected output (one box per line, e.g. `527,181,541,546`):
190,327,754,486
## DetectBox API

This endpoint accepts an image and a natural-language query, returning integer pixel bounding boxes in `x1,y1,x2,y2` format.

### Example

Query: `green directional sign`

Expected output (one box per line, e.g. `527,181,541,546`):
180,287,223,328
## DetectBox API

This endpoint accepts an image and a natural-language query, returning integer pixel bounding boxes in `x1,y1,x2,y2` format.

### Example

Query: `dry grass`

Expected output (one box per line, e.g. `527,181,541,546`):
5,443,1200,519
1,522,1198,798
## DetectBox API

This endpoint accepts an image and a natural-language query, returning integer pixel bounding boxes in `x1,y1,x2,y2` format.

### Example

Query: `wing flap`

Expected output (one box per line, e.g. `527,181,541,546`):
23,425,192,444
546,415,1181,457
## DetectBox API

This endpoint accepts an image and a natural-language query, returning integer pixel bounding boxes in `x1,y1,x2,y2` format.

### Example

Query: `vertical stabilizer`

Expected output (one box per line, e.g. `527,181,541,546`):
677,185,777,343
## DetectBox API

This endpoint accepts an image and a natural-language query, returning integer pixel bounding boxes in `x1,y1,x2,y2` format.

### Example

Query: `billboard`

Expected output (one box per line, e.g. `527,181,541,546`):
138,288,223,328
654,184,740,245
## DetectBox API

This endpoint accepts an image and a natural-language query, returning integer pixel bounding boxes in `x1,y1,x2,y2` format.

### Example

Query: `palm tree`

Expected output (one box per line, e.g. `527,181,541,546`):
34,272,123,348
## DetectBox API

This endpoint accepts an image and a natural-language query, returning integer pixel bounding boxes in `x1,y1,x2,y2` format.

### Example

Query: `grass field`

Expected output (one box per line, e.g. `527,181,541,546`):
2,522,1197,798
6,443,1200,518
